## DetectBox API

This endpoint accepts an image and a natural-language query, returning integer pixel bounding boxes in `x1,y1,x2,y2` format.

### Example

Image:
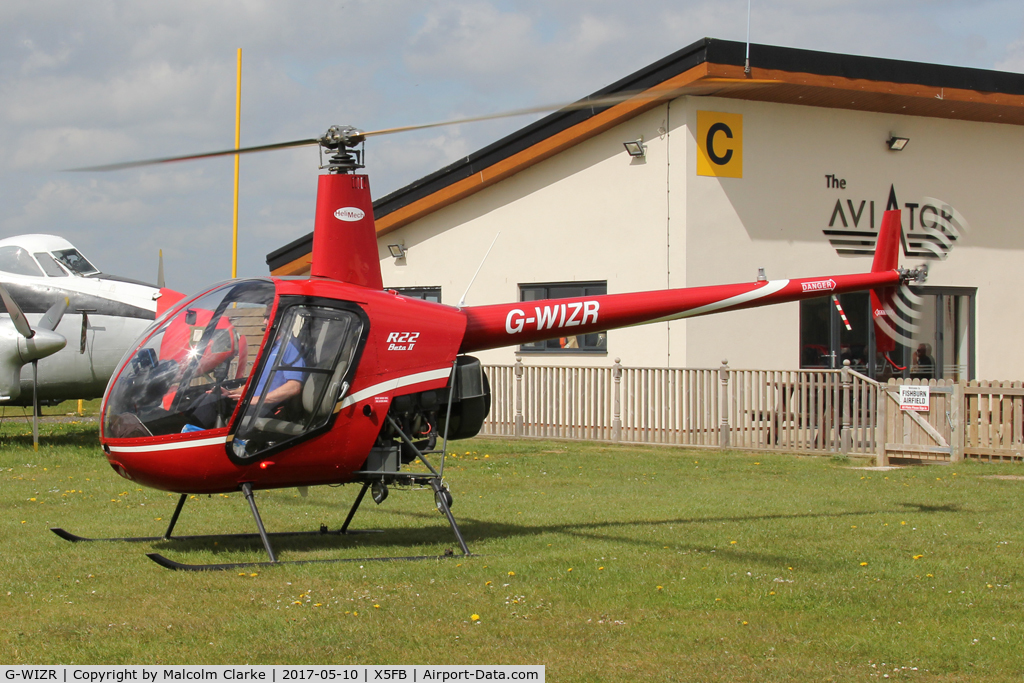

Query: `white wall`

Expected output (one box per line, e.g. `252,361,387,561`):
378,93,1024,378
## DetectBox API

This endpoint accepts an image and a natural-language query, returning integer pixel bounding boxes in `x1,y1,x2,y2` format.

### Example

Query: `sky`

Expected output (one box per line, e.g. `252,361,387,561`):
2,0,1023,295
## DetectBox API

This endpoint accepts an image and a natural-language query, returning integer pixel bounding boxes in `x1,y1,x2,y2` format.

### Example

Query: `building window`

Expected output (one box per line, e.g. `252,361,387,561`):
518,281,607,354
390,286,442,303
799,287,975,381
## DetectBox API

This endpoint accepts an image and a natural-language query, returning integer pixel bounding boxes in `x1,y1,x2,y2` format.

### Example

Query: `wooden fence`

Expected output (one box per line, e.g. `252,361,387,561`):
481,359,1024,464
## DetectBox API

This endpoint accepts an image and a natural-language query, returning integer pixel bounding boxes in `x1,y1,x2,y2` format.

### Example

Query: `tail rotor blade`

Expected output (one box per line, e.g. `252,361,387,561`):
37,297,69,332
0,283,33,339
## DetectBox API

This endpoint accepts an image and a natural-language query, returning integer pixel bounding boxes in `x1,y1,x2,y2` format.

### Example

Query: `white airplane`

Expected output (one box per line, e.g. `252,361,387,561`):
0,234,184,408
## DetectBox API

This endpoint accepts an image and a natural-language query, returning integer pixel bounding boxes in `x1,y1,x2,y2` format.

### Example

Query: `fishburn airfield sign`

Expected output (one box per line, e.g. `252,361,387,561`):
899,384,930,412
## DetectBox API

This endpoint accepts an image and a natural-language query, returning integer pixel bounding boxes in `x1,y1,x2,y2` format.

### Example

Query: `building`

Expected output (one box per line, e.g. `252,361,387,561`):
267,37,1024,380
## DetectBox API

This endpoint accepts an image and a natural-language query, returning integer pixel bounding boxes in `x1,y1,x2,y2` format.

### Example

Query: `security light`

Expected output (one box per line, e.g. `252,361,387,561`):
623,138,646,158
387,243,406,259
887,136,910,151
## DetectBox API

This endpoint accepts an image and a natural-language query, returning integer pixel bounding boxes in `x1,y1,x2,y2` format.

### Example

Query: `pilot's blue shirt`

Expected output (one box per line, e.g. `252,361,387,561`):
254,339,305,396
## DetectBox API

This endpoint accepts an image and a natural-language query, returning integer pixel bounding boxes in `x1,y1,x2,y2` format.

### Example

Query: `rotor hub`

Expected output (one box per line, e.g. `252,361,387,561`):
318,125,366,173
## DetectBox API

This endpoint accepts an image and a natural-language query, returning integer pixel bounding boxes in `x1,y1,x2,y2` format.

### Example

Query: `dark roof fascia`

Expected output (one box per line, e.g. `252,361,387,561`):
739,41,1024,95
267,37,1024,271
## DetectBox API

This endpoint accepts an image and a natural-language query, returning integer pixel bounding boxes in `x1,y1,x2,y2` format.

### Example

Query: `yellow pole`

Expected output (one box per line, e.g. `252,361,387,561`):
232,48,242,278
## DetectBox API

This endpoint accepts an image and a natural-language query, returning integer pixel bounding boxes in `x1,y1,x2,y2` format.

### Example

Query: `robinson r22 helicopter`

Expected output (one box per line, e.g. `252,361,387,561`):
51,113,923,571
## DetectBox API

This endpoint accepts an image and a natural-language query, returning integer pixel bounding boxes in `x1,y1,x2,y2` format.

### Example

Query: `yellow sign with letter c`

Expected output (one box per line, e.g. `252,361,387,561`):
697,111,743,178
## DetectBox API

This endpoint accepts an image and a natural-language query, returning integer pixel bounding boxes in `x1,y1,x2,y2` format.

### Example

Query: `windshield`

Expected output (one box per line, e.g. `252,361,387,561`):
0,246,44,277
53,248,99,276
104,279,274,438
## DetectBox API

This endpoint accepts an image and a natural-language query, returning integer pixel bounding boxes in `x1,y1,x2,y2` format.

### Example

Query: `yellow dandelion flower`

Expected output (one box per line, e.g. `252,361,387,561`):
913,554,924,560
860,562,868,566
485,581,492,586
769,591,775,595
567,568,573,572
374,604,381,609
742,621,748,625
471,614,480,621
598,567,604,571
656,585,663,590
508,571,515,576
730,540,737,545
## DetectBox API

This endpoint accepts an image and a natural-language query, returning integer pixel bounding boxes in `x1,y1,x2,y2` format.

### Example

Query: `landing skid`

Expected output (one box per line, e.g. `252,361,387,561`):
50,525,381,544
52,432,472,570
147,548,456,572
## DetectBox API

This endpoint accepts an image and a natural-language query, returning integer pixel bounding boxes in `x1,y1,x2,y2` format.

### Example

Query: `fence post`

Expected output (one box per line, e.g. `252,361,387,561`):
841,360,852,455
514,355,524,437
719,359,731,448
950,380,964,463
876,381,889,467
612,358,622,442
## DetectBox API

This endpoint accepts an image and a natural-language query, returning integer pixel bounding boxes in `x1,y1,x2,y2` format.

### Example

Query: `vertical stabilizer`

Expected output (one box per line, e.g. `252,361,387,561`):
311,173,383,289
871,209,902,273
871,209,903,355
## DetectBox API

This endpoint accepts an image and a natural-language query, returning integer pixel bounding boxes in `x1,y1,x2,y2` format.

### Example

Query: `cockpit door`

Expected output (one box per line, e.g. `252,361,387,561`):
229,302,366,460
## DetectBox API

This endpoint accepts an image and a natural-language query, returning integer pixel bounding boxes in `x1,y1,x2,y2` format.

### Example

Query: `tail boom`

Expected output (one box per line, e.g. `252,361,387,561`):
460,270,902,354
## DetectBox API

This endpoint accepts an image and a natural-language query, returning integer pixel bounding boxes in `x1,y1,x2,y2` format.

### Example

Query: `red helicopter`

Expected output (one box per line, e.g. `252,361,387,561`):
51,123,921,571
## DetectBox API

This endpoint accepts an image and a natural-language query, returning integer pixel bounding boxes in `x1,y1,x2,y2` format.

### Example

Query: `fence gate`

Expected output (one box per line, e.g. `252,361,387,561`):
881,379,957,462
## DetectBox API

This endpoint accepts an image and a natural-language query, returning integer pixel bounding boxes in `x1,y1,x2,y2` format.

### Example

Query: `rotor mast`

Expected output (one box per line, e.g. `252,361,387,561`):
309,126,383,289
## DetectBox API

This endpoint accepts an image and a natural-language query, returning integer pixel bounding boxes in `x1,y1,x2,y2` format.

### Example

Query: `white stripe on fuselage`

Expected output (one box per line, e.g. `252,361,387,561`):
645,279,791,324
339,367,453,410
108,435,229,454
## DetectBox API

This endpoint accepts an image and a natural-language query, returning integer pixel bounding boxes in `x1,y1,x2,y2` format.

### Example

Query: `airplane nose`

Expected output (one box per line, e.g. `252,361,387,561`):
18,328,67,363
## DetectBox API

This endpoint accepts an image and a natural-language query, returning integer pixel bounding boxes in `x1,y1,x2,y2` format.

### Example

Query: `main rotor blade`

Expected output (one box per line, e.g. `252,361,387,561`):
361,86,676,138
360,78,778,138
0,282,33,338
67,76,777,172
66,137,319,172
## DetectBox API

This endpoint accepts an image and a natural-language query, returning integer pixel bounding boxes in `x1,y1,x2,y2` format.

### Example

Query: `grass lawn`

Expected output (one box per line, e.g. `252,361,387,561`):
2,420,1023,681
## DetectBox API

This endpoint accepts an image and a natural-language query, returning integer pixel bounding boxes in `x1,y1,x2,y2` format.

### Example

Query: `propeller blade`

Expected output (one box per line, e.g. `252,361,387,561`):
37,297,69,332
80,311,89,354
32,360,39,452
0,282,33,339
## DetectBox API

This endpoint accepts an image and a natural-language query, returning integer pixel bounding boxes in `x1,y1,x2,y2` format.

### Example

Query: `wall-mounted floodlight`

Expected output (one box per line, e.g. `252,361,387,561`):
887,135,910,151
387,244,406,259
623,138,646,158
